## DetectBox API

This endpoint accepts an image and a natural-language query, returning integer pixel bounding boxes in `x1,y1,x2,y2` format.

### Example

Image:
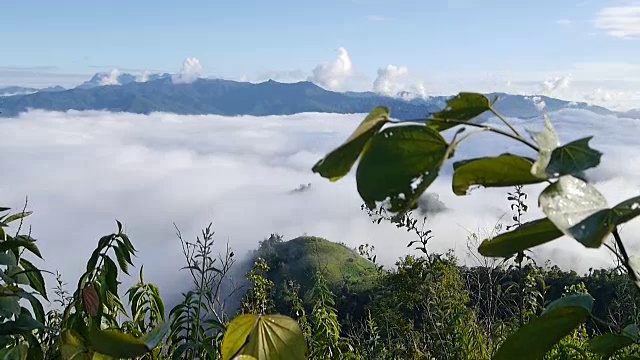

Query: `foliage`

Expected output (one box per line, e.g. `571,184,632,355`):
313,93,640,358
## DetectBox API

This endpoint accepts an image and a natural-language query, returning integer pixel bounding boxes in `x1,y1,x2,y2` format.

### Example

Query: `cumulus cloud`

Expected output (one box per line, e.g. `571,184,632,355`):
137,70,151,83
99,69,122,86
373,65,426,99
595,5,640,38
308,48,353,90
541,74,571,94
172,57,203,84
1,109,639,305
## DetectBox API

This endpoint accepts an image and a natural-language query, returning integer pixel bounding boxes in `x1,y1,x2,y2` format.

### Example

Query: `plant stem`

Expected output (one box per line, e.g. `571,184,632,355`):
612,228,637,282
490,107,522,138
440,119,540,153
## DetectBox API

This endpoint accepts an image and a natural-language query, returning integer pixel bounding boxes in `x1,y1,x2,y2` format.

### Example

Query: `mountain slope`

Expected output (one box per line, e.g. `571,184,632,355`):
0,78,441,120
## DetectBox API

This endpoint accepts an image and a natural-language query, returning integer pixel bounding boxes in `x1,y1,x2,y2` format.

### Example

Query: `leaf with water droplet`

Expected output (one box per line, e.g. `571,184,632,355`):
528,115,560,178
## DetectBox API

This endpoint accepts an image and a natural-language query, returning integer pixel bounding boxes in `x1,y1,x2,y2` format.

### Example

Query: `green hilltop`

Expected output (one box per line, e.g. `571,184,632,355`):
252,235,379,299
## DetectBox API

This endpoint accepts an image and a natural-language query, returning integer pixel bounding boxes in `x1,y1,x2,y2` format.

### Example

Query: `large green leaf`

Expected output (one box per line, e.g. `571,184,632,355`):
312,107,390,181
589,324,639,357
0,311,44,336
539,175,609,247
0,240,42,259
545,137,602,178
540,176,640,248
452,154,542,195
0,344,28,360
356,125,449,213
88,329,148,358
221,314,307,360
528,115,560,178
428,92,490,131
0,296,21,319
19,259,47,300
493,294,594,360
478,218,563,257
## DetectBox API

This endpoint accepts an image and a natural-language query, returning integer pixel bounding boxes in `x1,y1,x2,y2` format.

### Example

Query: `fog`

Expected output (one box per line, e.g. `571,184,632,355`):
1,109,639,302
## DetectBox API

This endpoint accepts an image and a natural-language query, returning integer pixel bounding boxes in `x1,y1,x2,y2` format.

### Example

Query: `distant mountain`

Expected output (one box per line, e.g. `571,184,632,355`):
76,71,171,89
0,85,65,97
0,77,443,119
0,74,632,120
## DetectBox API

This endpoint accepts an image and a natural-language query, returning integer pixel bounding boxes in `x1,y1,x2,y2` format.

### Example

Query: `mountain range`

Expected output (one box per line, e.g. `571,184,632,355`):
1,72,638,120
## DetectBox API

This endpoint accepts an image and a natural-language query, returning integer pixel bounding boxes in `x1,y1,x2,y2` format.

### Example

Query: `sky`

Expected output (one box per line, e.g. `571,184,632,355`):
1,109,639,303
1,0,640,109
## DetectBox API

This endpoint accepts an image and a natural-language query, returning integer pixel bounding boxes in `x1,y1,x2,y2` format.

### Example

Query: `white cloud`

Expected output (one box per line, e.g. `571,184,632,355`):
172,57,203,84
137,70,151,83
595,5,640,38
308,47,353,90
2,109,639,305
541,73,571,94
373,64,426,99
99,69,122,86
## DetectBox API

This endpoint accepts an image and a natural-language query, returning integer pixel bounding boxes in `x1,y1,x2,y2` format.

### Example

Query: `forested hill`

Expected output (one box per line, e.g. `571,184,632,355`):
2,76,636,120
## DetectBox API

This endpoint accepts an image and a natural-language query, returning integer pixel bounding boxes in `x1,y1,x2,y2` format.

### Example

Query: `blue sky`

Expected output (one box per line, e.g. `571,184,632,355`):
1,0,639,108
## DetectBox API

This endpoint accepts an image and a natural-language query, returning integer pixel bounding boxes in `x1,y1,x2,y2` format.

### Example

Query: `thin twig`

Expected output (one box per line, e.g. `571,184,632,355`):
490,107,522,137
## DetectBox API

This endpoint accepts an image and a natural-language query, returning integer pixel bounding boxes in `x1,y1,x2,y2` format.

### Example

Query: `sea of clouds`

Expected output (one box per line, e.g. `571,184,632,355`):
1,109,639,302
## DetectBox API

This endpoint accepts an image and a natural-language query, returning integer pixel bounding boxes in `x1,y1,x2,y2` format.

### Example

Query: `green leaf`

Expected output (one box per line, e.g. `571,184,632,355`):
589,324,639,357
0,251,17,266
428,92,490,131
141,321,171,350
478,218,563,257
528,115,560,178
221,314,307,360
539,175,609,247
0,344,28,360
13,291,45,325
312,107,390,181
0,311,45,336
103,256,119,296
545,137,602,178
493,294,593,360
4,212,32,225
112,244,130,275
452,154,542,195
88,329,148,358
0,240,42,259
19,259,47,300
6,266,29,285
60,330,89,360
356,125,449,213
0,296,21,319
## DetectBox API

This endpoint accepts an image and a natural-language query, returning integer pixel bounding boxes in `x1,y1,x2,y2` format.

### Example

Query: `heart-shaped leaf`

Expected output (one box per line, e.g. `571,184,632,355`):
478,218,563,257
428,92,490,131
313,107,389,181
493,294,593,360
452,153,543,195
545,137,602,178
221,314,307,360
528,115,560,178
356,125,449,213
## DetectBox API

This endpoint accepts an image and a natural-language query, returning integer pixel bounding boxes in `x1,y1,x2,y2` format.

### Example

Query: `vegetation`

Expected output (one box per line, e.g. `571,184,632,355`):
1,91,640,359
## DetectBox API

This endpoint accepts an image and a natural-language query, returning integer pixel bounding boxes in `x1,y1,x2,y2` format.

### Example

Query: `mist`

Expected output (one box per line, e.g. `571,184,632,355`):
1,109,639,303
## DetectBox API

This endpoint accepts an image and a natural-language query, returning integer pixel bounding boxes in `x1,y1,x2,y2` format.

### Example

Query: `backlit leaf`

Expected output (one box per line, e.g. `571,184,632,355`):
539,175,608,247
545,137,602,178
493,294,593,360
312,107,390,181
221,314,307,360
428,92,490,131
452,154,542,195
19,258,47,300
356,125,449,213
528,115,560,178
478,218,563,257
88,329,148,358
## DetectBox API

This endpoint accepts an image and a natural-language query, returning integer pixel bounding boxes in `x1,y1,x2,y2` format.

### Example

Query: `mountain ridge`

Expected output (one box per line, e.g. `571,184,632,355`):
0,74,637,120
